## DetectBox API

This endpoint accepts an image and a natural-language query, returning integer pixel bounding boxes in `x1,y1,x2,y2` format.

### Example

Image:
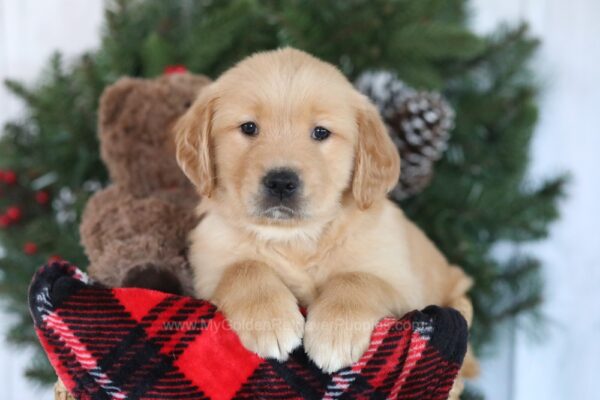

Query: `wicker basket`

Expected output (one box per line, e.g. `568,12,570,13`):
54,379,75,400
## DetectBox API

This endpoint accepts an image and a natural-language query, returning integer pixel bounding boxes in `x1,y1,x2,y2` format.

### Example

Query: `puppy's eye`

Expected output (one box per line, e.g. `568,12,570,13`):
311,126,331,141
240,122,258,136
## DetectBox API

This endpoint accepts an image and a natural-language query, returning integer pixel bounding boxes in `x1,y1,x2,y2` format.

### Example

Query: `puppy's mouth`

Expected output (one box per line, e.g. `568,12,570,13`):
250,197,307,222
260,205,299,220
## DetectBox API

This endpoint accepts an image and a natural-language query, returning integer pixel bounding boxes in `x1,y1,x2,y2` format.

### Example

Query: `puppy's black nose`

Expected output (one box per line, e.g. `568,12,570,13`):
262,169,300,199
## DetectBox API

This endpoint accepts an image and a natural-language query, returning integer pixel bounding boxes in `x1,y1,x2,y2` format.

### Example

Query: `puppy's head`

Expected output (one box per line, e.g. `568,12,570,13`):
176,48,399,234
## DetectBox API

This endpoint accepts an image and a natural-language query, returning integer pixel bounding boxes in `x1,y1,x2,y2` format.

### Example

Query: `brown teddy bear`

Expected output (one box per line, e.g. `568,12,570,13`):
79,72,210,295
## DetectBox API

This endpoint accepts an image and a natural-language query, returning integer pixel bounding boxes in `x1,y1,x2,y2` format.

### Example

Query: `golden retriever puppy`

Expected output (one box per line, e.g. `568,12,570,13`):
176,48,477,390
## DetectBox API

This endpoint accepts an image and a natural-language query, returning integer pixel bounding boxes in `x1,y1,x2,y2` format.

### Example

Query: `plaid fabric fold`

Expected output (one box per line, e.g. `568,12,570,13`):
29,261,467,399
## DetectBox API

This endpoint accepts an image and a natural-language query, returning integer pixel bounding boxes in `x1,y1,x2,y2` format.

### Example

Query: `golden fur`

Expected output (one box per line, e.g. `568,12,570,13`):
176,48,477,395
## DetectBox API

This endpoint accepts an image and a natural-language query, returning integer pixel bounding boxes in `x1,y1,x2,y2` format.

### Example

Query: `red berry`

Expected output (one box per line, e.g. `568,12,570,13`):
3,170,17,185
23,242,38,255
164,64,187,75
48,254,62,262
0,214,11,228
6,206,22,222
35,190,50,205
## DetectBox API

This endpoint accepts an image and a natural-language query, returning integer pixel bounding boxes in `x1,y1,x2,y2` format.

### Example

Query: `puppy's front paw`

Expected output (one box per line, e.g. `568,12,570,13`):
304,303,382,373
225,293,304,361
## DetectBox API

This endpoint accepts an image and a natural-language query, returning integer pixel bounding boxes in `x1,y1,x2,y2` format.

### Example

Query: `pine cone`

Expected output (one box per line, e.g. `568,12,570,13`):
355,71,454,200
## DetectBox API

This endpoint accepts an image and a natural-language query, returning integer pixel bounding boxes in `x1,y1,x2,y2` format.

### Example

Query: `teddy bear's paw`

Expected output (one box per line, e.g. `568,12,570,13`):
225,295,305,361
304,303,381,373
122,264,183,295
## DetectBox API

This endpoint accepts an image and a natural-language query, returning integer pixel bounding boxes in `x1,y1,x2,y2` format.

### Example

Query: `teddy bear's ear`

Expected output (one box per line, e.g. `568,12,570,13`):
99,78,148,130
175,86,217,197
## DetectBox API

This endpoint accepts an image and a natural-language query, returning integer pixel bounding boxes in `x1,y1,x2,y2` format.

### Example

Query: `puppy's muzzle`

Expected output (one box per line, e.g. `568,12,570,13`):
262,169,300,200
259,168,303,220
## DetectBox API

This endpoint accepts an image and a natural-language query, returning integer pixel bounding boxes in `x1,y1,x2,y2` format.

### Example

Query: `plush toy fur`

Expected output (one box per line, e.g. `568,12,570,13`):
80,73,210,295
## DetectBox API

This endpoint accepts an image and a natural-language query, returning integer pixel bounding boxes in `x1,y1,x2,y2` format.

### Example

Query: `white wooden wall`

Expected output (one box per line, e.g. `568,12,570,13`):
1,1,599,399
471,1,600,399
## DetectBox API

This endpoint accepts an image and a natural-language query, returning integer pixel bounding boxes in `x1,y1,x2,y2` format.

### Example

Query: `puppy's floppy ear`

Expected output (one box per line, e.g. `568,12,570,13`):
175,86,217,197
352,95,401,210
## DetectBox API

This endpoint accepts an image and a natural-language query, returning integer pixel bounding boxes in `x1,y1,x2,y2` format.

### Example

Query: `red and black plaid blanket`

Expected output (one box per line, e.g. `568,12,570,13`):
29,261,467,399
